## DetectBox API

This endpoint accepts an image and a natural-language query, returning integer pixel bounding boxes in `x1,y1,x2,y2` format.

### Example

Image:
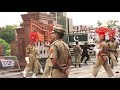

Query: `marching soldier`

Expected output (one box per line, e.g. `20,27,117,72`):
73,42,82,67
35,46,43,74
23,41,39,78
92,27,114,78
41,34,54,78
107,29,119,73
37,60,43,74
44,26,72,78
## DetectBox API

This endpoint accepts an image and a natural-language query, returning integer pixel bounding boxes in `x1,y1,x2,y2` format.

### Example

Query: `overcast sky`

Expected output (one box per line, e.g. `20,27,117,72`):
0,12,120,27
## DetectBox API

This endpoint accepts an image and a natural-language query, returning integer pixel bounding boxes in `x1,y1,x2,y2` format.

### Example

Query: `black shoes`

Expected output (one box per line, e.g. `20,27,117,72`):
74,64,81,68
79,64,81,67
75,64,77,68
84,62,88,65
115,71,119,73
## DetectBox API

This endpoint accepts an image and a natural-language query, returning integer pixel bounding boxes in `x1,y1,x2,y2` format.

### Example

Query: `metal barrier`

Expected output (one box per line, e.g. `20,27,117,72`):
0,56,21,74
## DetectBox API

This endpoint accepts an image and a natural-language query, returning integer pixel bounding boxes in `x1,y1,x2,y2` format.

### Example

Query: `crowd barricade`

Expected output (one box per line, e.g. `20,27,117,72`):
0,56,21,74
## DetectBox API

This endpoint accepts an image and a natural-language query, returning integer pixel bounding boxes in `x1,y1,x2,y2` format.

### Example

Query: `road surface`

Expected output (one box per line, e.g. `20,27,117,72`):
0,56,120,78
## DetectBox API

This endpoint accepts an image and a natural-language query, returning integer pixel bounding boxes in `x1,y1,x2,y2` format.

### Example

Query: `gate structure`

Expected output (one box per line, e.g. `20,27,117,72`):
15,12,61,67
30,19,53,58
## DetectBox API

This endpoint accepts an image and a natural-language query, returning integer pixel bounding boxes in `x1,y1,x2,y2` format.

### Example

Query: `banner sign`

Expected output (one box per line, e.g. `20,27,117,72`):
0,56,21,71
69,34,88,42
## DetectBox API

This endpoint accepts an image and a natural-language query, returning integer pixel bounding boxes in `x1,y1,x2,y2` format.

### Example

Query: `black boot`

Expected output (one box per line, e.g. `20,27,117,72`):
79,64,81,67
75,64,77,68
84,62,88,65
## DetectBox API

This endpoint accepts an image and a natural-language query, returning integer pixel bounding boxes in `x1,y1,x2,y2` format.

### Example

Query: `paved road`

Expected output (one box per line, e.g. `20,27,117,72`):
1,56,120,78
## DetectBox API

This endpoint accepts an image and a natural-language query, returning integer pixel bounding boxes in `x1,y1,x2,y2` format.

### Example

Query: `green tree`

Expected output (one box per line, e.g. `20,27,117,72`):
0,25,17,44
0,38,10,50
97,20,102,27
106,20,119,29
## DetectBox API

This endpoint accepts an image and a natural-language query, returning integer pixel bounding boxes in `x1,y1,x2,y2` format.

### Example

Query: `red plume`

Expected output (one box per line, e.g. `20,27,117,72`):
29,32,38,43
95,27,109,37
108,29,116,38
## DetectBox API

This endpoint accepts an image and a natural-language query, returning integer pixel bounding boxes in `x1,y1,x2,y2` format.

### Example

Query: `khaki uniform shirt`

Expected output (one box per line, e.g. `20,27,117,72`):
26,44,39,56
49,39,71,65
73,45,81,55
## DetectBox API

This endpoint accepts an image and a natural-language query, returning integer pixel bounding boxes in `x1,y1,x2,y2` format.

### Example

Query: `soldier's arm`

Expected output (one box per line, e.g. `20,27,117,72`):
67,54,72,68
26,45,30,53
116,42,119,49
26,45,30,57
35,47,39,55
73,46,75,52
50,45,64,72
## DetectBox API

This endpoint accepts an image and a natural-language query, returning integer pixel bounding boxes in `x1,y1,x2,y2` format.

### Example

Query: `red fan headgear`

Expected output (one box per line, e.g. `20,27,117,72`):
108,29,116,38
29,31,38,43
95,27,109,37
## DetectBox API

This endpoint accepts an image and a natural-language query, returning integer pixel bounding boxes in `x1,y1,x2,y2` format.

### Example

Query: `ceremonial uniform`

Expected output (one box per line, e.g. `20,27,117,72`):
107,41,118,68
107,29,119,73
92,27,114,78
23,43,39,78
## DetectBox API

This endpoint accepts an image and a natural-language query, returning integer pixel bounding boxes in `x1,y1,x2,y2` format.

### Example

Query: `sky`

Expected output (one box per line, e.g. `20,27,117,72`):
0,12,120,27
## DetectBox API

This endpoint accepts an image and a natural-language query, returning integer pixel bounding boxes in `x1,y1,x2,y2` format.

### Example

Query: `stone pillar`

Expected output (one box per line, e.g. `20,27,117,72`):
16,28,26,67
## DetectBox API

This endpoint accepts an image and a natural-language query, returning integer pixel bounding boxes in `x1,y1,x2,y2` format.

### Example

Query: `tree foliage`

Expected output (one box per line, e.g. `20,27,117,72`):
97,20,120,29
0,38,10,50
106,20,119,29
0,25,17,44
97,20,102,27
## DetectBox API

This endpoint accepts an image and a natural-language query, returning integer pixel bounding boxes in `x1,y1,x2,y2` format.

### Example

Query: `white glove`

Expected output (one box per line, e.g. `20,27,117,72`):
25,57,30,64
95,49,99,54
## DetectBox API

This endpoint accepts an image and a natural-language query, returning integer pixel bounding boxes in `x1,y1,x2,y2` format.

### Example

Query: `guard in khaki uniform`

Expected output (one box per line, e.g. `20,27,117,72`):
42,36,54,78
23,41,39,78
73,42,82,67
47,26,72,78
92,27,114,78
107,29,119,73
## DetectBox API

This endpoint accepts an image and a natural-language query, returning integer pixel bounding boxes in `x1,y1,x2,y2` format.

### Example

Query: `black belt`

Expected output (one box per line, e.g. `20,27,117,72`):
50,67,58,69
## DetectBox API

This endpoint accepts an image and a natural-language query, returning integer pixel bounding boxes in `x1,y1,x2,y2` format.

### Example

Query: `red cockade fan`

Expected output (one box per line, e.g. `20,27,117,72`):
95,27,109,37
29,31,38,43
108,29,116,38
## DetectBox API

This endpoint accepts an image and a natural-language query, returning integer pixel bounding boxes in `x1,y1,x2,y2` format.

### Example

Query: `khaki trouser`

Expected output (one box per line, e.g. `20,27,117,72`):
37,59,43,71
24,54,38,74
42,65,51,78
74,54,81,65
49,69,68,78
42,58,53,78
109,52,117,69
92,55,114,77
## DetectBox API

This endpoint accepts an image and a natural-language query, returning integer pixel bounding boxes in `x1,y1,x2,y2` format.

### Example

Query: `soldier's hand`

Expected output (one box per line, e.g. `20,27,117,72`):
65,69,69,75
63,67,69,75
